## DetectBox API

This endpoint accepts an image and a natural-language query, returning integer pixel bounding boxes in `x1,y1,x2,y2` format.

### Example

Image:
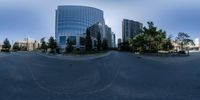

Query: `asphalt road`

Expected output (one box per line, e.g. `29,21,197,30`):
1,51,200,100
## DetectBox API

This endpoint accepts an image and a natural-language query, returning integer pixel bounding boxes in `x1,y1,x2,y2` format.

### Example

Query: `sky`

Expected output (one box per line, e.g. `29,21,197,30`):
0,0,200,43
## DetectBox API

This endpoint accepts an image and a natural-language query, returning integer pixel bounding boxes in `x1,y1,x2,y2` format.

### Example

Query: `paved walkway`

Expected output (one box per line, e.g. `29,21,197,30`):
1,51,200,100
0,52,10,57
35,51,111,60
138,52,200,64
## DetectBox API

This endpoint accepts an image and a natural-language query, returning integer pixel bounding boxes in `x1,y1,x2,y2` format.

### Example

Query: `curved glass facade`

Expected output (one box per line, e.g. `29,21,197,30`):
55,6,105,49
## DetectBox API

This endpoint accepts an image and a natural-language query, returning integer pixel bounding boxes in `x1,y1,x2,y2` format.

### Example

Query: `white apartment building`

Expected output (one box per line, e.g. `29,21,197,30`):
15,37,40,51
190,38,200,51
173,38,200,51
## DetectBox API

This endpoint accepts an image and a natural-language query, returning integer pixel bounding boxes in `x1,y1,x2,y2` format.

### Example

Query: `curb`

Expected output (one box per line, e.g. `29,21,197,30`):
0,53,10,58
35,51,111,61
133,53,200,64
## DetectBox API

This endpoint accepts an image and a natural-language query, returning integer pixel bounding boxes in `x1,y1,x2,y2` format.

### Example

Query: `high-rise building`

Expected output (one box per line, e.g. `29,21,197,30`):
55,5,106,50
118,38,122,44
122,19,143,42
117,38,122,48
105,25,112,48
87,22,105,48
112,33,116,48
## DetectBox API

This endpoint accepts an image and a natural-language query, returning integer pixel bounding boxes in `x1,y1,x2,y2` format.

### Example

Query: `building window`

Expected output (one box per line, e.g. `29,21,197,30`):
68,36,76,45
80,37,85,45
59,36,66,45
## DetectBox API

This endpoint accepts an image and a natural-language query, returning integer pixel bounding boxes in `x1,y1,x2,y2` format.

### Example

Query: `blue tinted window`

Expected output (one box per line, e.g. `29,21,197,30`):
69,36,76,45
59,36,66,45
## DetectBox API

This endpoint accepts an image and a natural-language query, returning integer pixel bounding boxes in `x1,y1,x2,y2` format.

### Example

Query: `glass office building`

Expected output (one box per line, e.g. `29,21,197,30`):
55,5,105,50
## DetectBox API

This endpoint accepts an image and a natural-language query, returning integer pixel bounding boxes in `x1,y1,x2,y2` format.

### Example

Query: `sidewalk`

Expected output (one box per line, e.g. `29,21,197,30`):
35,51,111,61
137,52,200,64
0,52,10,57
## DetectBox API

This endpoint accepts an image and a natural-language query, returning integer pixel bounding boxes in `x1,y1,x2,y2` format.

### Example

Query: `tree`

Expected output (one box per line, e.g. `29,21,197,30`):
40,38,48,53
48,36,57,53
97,32,102,51
65,38,74,53
128,21,173,53
155,29,167,50
130,34,146,52
2,38,11,52
143,22,167,52
118,42,131,51
162,36,174,51
175,32,194,51
102,39,108,51
85,28,92,51
13,42,20,51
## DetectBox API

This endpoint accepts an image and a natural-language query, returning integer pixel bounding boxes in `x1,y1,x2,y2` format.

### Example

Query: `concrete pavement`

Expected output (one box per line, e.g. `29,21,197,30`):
35,51,111,61
0,52,10,57
139,52,200,64
0,51,200,100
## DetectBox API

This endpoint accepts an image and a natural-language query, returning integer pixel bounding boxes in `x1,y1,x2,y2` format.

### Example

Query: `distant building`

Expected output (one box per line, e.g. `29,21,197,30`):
0,43,2,51
87,22,105,48
194,38,200,47
105,25,112,48
190,38,200,51
173,38,200,51
118,38,122,45
172,41,180,51
117,38,122,48
112,33,116,48
122,19,143,42
15,37,40,51
33,41,40,50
